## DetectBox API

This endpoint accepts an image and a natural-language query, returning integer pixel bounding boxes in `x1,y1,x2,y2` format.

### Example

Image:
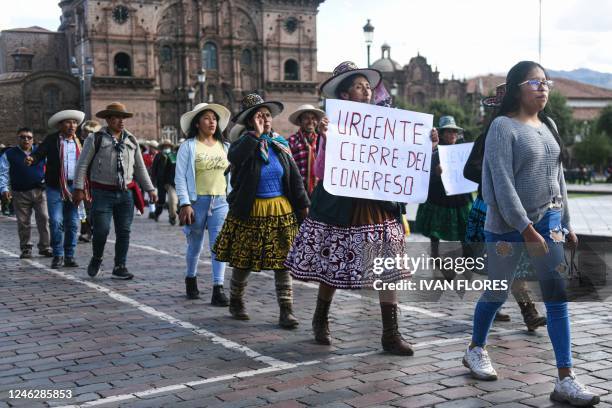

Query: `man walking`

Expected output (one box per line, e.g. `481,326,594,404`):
0,128,52,258
151,139,178,225
26,110,85,268
73,102,156,280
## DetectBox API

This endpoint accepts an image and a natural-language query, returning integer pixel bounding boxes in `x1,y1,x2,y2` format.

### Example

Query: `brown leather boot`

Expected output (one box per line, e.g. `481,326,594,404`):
275,271,299,329
494,310,511,322
229,278,249,320
380,303,414,356
518,301,547,332
312,297,332,345
278,303,299,329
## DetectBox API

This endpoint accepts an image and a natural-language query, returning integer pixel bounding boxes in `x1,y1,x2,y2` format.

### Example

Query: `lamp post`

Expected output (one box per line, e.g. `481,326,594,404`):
197,68,206,103
390,81,398,106
187,86,196,111
363,19,374,68
70,56,94,116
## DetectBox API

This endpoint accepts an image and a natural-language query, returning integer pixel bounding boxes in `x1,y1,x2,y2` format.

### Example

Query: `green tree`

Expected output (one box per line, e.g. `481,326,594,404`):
544,91,575,145
573,132,612,168
595,104,612,138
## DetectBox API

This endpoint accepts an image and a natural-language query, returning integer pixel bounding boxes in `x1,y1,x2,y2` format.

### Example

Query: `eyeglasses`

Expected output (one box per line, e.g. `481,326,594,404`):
518,79,554,90
19,135,33,140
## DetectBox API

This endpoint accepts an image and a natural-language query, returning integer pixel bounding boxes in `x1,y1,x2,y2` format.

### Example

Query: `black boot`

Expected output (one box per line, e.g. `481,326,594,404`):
229,278,249,320
64,257,79,268
51,256,63,269
380,303,414,356
185,277,200,299
211,285,228,306
518,301,547,332
312,297,332,345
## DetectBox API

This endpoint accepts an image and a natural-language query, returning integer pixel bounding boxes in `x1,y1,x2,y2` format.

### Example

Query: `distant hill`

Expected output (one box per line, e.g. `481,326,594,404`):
548,68,612,90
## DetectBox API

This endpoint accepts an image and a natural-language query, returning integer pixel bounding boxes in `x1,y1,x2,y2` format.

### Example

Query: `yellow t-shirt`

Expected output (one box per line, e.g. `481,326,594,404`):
195,140,229,195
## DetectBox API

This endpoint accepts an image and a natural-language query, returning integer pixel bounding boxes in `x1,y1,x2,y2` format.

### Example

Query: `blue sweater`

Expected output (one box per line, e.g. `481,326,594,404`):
0,146,45,193
256,147,284,198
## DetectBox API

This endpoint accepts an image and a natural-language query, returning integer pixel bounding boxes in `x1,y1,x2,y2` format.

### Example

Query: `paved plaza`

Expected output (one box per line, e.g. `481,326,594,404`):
1,208,612,408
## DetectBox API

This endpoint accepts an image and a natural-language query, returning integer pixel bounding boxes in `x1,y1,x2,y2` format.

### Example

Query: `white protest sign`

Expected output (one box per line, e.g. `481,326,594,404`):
437,143,478,196
323,99,433,203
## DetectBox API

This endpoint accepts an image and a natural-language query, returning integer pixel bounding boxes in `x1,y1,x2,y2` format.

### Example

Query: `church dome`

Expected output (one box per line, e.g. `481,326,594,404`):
371,43,401,72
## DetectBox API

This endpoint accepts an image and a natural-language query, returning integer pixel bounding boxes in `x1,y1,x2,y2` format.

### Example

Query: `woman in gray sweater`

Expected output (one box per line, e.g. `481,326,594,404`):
462,61,599,406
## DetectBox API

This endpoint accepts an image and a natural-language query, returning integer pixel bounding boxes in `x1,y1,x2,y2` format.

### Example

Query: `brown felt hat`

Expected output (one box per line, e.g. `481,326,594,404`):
95,102,134,119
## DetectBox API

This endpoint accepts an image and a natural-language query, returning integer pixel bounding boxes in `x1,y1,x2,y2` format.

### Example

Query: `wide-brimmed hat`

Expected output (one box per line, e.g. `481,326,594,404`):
95,102,134,119
146,140,159,149
288,104,326,126
48,110,85,129
180,103,231,135
319,61,382,99
232,93,284,126
81,120,102,134
159,139,174,148
437,116,463,132
228,124,245,142
481,83,506,108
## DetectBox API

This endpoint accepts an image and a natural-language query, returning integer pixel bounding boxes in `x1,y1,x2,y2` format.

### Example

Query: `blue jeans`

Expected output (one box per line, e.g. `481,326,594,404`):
46,186,79,258
91,189,134,267
471,208,572,368
184,195,228,284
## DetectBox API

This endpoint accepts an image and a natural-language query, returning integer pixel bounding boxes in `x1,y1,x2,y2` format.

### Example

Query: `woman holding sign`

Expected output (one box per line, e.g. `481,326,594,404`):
286,61,427,356
415,115,473,278
462,61,599,407
213,93,310,329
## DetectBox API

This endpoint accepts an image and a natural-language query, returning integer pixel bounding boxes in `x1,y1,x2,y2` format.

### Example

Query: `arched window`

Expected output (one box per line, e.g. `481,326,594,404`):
114,52,132,76
284,59,299,81
44,86,61,115
160,45,173,63
202,42,218,70
241,49,252,66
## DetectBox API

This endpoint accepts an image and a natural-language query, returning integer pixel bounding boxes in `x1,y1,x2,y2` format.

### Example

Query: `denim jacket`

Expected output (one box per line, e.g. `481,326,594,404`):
175,138,230,207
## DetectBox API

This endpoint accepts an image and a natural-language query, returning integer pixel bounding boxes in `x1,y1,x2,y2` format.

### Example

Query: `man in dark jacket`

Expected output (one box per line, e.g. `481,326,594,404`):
26,110,85,269
0,128,52,258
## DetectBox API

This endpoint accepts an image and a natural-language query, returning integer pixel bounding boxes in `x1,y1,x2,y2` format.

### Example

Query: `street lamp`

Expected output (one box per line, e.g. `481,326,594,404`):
363,19,374,68
197,69,206,103
390,81,398,105
70,56,94,115
187,86,196,110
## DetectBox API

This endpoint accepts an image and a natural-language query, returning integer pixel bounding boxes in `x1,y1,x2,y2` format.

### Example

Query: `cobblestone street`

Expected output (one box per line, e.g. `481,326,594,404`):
1,213,612,408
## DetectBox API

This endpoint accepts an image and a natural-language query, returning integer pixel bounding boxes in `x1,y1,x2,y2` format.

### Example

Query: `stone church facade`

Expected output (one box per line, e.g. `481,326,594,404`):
370,43,471,109
0,0,325,144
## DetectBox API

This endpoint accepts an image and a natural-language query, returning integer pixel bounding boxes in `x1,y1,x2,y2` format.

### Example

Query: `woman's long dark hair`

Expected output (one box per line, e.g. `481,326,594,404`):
187,109,225,142
490,60,563,162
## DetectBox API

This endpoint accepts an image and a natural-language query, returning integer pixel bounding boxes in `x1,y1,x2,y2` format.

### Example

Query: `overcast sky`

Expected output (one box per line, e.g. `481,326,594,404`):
2,0,611,79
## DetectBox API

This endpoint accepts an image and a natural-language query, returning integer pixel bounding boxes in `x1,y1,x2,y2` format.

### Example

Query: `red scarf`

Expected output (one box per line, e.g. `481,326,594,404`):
298,130,318,195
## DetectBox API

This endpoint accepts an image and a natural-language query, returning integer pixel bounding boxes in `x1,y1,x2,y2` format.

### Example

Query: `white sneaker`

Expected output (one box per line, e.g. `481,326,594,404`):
550,373,600,406
462,345,498,381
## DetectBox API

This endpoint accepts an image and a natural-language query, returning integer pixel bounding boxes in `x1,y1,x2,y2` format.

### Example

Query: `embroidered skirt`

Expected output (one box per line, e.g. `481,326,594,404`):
285,199,409,289
213,196,298,272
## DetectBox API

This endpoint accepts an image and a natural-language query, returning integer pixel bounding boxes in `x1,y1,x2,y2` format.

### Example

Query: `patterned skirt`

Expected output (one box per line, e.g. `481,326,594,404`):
465,197,487,243
213,196,298,272
285,199,410,289
415,201,472,241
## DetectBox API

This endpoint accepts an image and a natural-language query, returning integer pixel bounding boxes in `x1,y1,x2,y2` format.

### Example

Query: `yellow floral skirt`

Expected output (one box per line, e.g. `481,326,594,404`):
213,196,298,271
